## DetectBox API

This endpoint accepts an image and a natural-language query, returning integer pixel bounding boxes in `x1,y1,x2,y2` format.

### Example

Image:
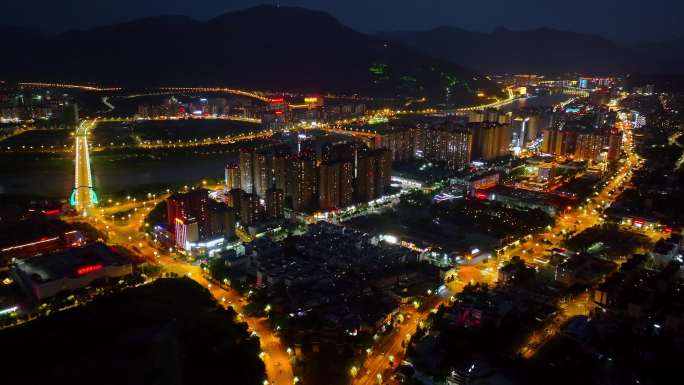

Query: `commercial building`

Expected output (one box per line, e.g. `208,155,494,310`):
174,217,199,250
478,185,569,217
167,189,234,248
451,171,500,196
1,219,83,263
166,189,210,239
12,242,133,301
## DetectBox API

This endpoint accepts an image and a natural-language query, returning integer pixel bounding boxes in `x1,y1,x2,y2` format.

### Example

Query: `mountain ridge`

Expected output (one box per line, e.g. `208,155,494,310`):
0,6,498,103
380,26,684,75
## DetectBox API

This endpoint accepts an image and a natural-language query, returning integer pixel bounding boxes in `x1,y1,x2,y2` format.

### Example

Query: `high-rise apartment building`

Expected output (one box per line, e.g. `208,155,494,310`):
272,152,289,192
239,193,263,227
225,164,240,191
355,153,377,202
265,187,285,219
239,149,254,194
208,202,236,239
228,188,244,213
426,126,472,169
252,151,270,197
374,149,392,197
607,128,622,163
354,149,391,202
574,132,606,162
378,128,414,161
318,162,341,210
288,153,317,212
339,161,354,208
469,122,512,160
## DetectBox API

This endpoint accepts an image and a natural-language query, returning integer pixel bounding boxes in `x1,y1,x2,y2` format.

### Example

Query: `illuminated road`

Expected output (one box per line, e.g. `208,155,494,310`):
511,111,664,359
159,86,271,102
73,119,97,213
499,124,644,266
160,257,295,385
19,81,120,92
83,198,294,385
353,105,658,381
352,266,494,385
454,86,520,112
102,96,115,113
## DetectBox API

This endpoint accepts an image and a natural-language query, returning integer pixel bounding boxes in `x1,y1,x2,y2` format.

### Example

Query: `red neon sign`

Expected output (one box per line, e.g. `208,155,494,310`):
275,110,284,116
475,191,488,200
270,98,284,103
77,264,103,275
43,209,60,215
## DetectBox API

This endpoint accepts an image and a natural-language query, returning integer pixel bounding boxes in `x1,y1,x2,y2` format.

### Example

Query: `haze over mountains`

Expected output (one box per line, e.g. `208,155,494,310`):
3,5,681,100
381,27,684,76
0,6,497,102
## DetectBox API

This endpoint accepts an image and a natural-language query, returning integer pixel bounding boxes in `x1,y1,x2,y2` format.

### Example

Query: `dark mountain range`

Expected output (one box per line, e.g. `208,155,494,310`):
381,27,684,76
0,6,499,102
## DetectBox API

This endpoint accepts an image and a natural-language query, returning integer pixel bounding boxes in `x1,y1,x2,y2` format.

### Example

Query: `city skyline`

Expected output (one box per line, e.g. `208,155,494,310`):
1,3,683,385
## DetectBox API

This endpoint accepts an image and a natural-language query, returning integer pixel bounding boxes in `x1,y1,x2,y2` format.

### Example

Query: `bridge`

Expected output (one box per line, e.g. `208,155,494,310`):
158,86,272,102
453,86,520,112
71,119,98,214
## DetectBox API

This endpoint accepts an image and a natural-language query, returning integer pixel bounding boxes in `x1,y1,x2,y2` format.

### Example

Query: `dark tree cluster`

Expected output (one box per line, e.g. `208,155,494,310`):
0,278,266,385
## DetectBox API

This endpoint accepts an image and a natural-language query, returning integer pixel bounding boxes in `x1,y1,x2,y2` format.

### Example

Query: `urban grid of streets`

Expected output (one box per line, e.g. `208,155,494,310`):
67,88,648,385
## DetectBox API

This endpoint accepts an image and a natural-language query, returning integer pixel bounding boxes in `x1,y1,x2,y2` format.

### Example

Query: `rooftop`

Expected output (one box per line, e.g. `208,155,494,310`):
14,242,131,284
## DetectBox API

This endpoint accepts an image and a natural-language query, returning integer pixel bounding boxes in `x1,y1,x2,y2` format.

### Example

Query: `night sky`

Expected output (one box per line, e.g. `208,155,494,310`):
3,0,682,42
